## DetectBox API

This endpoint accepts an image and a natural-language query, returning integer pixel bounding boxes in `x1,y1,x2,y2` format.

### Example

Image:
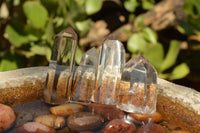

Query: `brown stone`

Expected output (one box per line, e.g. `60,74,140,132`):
56,127,78,133
128,112,163,124
0,103,16,132
102,119,136,133
34,114,65,129
17,122,56,133
67,112,104,132
136,123,167,133
49,103,85,117
88,103,125,121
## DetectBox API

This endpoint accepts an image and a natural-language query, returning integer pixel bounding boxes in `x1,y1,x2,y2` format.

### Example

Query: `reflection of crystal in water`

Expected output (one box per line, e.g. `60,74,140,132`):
71,48,98,103
44,27,77,105
117,55,157,114
94,35,125,105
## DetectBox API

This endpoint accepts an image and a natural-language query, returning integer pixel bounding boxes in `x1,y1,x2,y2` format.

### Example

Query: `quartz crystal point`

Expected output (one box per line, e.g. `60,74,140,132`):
71,47,98,103
93,35,126,105
44,27,77,105
117,55,157,114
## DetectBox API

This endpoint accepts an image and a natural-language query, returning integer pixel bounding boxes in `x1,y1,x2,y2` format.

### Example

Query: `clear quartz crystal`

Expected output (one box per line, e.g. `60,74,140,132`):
71,48,98,103
117,55,157,114
93,35,126,105
44,27,77,105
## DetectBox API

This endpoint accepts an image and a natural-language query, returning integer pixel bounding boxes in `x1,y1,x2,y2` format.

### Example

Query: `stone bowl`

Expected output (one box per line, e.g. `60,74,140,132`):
0,67,200,133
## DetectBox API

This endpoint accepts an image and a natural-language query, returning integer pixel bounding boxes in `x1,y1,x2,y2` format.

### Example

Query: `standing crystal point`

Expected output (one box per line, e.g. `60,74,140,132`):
71,47,98,103
44,27,77,105
117,55,157,114
93,35,126,105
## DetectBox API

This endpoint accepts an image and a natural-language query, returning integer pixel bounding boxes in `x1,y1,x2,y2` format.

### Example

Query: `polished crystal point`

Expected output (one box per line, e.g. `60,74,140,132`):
44,27,77,105
93,35,126,105
79,47,98,66
71,48,98,103
117,55,157,114
107,34,117,40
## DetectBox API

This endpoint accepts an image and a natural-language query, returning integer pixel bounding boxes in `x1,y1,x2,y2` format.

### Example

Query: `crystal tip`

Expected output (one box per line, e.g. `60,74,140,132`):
65,27,77,35
107,34,117,40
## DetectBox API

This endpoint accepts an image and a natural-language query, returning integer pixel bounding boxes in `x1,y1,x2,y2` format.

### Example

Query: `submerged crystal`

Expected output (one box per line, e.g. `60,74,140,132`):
117,55,157,114
93,35,126,105
44,27,77,105
71,47,98,103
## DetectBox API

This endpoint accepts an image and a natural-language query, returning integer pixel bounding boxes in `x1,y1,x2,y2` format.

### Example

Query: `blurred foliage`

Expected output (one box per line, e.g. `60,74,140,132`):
1,0,103,71
127,26,189,80
1,0,200,81
125,0,190,80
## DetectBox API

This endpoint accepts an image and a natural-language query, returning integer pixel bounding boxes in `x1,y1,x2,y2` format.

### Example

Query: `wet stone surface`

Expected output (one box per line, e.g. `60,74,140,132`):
4,100,191,133
49,103,85,117
127,112,163,124
136,123,167,133
67,112,104,132
17,122,56,133
102,119,136,133
34,114,65,129
88,103,125,121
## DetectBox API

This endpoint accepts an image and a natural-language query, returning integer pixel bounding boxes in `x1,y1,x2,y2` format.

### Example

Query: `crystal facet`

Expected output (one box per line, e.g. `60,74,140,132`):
117,55,157,114
93,35,126,105
44,27,77,105
71,48,98,103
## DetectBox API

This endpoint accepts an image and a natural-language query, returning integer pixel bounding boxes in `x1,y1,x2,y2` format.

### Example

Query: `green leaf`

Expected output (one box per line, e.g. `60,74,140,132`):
142,0,154,10
31,45,51,55
23,1,48,28
143,43,164,70
85,0,102,15
67,0,85,20
54,17,64,28
134,15,144,30
0,51,18,71
75,0,85,5
127,33,148,53
142,27,157,44
160,40,181,72
75,19,94,37
40,0,58,13
183,0,200,17
169,63,190,80
5,23,38,47
42,19,54,44
124,0,139,12
5,25,28,47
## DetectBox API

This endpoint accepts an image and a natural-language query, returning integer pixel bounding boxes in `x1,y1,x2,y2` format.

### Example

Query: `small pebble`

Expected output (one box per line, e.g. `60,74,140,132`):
17,122,56,133
67,112,104,132
0,103,16,132
56,127,77,133
128,112,163,123
88,103,125,121
49,103,84,117
34,114,65,129
102,119,136,133
136,123,167,133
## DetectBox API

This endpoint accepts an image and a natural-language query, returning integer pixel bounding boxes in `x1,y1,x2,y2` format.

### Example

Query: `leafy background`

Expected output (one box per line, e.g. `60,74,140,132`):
0,0,200,91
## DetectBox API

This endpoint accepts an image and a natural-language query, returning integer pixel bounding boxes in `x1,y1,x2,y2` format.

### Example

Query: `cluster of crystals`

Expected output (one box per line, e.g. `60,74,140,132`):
44,28,157,114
